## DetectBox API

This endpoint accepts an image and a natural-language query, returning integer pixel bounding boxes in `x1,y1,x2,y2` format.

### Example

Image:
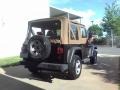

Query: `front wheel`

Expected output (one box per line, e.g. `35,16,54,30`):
90,51,97,64
68,55,82,80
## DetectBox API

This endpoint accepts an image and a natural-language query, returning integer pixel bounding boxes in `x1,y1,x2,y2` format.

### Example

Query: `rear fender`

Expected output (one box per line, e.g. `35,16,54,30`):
67,47,82,63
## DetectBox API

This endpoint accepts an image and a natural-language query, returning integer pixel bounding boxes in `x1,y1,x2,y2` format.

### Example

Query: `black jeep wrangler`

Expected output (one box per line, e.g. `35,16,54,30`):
20,16,97,80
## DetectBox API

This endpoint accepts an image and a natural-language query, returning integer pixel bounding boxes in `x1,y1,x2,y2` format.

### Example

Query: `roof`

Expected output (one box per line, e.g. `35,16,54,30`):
28,7,83,25
50,7,82,20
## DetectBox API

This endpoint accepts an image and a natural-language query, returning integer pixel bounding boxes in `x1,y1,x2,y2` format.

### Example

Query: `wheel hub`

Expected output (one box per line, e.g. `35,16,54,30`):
30,40,44,57
75,60,81,75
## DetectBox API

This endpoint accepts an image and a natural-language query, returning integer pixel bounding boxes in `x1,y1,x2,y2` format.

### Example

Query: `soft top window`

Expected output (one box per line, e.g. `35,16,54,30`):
30,20,61,39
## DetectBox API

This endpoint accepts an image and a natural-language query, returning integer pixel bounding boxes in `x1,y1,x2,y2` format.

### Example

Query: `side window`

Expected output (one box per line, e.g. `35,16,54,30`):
80,27,87,38
31,27,42,35
70,23,79,40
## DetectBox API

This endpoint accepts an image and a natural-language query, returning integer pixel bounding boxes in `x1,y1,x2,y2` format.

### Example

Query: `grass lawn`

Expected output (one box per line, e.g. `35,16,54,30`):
0,56,22,67
119,84,120,90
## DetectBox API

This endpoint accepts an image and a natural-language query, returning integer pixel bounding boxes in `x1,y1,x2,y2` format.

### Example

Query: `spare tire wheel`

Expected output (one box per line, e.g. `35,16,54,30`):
28,35,51,60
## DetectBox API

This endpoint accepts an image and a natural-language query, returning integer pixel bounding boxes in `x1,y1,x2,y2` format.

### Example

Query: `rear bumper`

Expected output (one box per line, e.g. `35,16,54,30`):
38,62,68,72
20,61,68,73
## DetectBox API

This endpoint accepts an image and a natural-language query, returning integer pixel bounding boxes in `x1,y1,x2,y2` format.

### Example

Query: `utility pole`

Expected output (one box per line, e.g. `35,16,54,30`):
80,17,83,24
91,20,94,25
111,29,114,47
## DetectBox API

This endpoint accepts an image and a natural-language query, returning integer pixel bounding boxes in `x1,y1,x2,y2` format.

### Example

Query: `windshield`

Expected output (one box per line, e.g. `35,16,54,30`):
30,20,61,39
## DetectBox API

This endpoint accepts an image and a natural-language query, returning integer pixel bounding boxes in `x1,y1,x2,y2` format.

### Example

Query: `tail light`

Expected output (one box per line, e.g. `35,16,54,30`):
57,47,64,55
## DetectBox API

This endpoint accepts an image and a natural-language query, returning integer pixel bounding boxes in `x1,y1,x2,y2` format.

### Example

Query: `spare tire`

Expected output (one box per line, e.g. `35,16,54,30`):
28,35,51,60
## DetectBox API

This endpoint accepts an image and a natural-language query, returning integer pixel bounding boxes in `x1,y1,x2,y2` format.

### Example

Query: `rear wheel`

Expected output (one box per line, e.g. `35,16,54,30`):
68,55,82,80
23,59,39,74
27,67,38,74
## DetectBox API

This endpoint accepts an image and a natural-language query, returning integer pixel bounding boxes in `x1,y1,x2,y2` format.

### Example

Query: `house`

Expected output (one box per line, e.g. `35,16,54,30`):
0,0,49,57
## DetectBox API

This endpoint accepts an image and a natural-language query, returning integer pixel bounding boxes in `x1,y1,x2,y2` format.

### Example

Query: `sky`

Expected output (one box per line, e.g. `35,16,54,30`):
49,0,118,28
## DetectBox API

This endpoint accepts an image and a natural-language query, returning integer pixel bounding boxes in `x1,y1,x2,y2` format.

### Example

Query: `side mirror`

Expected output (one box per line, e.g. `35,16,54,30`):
88,32,93,38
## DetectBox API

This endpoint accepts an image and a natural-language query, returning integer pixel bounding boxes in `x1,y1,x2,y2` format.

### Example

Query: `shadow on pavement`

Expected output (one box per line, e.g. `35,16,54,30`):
3,55,119,85
84,56,120,84
0,74,45,90
32,72,69,82
3,66,53,83
3,65,69,83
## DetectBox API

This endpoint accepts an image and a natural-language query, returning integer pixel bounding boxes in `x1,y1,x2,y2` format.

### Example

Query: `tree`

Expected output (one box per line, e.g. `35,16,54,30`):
102,0,120,36
88,24,103,36
113,16,120,35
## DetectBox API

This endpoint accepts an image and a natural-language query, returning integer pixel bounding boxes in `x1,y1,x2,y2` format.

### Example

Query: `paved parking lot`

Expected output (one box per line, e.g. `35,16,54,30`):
0,46,119,90
98,46,120,55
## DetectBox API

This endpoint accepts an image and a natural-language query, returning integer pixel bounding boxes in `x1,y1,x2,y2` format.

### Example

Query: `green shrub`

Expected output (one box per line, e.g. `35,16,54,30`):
93,37,107,45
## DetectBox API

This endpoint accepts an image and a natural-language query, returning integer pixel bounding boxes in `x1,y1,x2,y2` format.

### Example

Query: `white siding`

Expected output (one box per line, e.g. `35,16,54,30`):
0,0,49,57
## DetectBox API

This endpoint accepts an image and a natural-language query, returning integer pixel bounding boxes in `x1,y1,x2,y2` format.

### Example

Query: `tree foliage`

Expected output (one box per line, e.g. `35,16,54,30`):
88,24,103,36
102,0,120,36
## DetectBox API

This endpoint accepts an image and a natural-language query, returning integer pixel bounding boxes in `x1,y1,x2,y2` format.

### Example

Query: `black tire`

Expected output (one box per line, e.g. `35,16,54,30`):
90,51,97,64
27,67,38,74
68,55,82,80
28,35,51,60
23,59,39,74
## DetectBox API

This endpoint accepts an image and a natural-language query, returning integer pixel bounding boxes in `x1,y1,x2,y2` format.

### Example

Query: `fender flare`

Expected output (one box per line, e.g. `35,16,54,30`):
67,47,82,63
